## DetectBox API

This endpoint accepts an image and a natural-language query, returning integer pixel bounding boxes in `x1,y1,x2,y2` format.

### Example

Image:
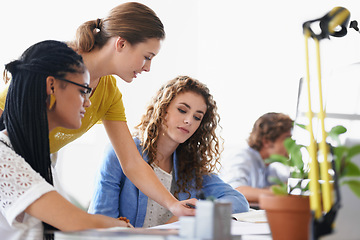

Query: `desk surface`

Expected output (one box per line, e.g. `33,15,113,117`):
54,219,272,240
55,228,177,240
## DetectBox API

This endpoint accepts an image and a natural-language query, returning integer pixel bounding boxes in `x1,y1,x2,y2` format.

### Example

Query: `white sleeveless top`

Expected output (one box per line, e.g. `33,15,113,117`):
142,164,175,228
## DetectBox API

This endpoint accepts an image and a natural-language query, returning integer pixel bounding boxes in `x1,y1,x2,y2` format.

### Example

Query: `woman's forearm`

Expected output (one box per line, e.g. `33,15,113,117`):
103,120,178,210
25,191,129,231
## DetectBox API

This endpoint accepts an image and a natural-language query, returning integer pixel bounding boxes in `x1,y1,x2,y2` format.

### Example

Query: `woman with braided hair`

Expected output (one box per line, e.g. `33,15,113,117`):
0,40,131,240
0,2,195,217
89,76,249,228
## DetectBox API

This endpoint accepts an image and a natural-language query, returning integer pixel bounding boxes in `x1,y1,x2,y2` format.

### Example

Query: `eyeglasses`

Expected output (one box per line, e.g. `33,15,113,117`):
55,77,92,101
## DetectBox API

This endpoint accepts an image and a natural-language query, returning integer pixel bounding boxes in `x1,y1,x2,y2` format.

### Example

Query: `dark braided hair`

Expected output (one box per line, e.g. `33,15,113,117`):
0,40,86,239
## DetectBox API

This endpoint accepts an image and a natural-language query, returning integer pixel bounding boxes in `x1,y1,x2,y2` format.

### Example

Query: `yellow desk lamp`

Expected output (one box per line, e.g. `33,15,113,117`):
302,6,350,239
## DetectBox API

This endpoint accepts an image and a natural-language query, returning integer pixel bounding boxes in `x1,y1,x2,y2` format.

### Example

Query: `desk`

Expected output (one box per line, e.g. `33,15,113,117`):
55,228,177,240
54,219,272,240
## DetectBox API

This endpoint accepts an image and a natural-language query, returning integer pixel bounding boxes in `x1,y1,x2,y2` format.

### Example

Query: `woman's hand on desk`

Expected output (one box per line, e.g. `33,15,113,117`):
117,216,134,228
168,198,197,216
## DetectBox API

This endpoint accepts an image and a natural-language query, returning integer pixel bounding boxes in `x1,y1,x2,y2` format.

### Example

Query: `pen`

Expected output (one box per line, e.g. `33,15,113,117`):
186,203,196,209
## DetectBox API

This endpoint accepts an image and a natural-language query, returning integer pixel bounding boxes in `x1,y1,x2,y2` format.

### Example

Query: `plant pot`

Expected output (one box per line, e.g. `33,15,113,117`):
259,194,311,240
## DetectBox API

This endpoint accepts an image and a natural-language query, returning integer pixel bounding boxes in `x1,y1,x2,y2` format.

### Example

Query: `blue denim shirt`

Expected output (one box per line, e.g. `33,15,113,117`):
88,137,249,227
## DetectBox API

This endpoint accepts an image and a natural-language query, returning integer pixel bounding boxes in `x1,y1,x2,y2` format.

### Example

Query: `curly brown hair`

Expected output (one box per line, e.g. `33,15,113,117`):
133,76,223,198
248,112,293,151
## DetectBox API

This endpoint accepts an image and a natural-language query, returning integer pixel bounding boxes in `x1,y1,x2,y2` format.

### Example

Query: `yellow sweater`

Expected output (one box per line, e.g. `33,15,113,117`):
0,75,126,153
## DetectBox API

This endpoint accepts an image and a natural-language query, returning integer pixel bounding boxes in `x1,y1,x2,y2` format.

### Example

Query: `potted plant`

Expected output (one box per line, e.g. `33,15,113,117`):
259,133,311,240
259,124,360,240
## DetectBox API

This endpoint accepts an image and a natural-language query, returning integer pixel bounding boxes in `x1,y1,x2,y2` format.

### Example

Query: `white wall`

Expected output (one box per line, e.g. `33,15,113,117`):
1,1,360,227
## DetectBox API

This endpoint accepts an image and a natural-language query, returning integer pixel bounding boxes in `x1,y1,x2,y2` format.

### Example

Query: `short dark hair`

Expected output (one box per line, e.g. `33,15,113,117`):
248,112,293,151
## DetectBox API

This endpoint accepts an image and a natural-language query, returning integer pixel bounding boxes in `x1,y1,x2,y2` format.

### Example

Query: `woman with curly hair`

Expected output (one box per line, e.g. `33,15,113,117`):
88,76,249,227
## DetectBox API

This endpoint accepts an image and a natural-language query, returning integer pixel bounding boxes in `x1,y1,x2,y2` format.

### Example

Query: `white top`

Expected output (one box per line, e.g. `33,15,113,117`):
142,165,174,228
0,132,55,240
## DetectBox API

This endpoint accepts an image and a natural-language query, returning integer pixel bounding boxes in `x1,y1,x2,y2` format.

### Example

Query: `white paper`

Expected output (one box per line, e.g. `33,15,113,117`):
232,210,268,223
231,220,271,235
152,219,271,236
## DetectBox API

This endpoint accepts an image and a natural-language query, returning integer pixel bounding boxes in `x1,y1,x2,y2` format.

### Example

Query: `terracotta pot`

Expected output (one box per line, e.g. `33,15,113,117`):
259,194,311,240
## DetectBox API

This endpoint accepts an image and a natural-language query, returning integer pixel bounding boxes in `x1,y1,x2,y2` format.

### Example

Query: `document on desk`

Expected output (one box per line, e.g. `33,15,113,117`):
152,219,271,236
231,220,270,235
232,209,268,223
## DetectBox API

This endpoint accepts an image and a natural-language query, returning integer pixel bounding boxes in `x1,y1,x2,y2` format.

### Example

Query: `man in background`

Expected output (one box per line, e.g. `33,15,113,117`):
220,112,293,204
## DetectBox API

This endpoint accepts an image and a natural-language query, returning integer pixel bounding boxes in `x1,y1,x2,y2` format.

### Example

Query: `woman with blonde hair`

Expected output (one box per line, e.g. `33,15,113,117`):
89,76,249,227
0,2,194,216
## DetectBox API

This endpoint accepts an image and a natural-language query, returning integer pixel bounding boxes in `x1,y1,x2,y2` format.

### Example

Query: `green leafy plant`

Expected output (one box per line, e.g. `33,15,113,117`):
265,136,309,196
266,124,360,198
330,126,360,198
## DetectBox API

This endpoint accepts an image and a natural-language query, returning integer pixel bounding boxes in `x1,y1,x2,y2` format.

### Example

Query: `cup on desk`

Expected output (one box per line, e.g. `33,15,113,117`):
195,200,232,240
179,216,196,238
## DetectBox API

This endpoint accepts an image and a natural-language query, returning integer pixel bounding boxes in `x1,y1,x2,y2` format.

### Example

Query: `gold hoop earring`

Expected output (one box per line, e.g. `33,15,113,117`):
48,94,56,110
